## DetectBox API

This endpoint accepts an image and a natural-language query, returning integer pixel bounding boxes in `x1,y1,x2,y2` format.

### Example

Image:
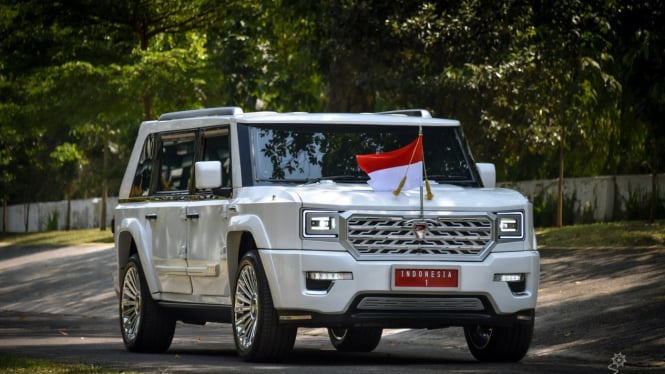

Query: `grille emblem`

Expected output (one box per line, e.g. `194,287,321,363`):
414,224,427,240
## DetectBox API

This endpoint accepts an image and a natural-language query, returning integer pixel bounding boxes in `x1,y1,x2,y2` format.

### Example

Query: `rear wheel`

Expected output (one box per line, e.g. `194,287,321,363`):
464,315,534,362
233,250,296,362
327,327,383,352
120,254,175,353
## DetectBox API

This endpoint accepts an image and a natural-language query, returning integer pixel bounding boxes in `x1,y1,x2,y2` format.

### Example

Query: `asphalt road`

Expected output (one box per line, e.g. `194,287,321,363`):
0,242,663,373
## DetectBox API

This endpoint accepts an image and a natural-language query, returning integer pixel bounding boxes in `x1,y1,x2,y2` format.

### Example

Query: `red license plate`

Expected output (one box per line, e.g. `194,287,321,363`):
394,268,459,288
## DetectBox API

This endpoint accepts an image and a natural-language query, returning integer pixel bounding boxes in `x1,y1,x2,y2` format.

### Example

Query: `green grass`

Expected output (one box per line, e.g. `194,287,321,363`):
0,354,131,373
537,220,665,248
0,228,113,246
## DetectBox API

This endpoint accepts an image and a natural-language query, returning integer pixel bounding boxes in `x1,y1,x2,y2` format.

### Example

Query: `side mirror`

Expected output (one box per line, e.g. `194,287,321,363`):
476,163,496,188
195,161,222,189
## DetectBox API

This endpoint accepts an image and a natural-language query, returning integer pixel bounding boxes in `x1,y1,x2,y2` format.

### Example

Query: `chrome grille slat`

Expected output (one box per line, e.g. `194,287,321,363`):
346,214,493,259
357,297,484,311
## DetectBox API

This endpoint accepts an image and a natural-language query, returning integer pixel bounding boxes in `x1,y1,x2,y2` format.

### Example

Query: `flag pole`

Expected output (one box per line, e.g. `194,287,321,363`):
419,126,424,218
392,133,422,196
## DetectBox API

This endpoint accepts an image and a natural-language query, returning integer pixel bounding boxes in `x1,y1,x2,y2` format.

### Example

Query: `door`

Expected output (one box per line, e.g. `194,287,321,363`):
186,129,232,303
149,132,197,295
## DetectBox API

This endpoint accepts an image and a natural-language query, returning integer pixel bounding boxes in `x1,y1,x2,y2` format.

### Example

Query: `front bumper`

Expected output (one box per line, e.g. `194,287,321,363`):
259,249,539,327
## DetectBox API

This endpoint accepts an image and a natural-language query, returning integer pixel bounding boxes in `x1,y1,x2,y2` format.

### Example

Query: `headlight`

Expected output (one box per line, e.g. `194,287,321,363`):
302,210,339,238
497,212,524,241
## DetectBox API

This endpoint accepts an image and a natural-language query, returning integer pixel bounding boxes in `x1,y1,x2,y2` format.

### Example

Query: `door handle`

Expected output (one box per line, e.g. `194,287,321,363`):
186,212,199,219
145,213,157,220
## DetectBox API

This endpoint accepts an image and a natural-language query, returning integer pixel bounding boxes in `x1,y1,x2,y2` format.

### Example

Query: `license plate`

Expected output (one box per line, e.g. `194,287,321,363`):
393,268,459,289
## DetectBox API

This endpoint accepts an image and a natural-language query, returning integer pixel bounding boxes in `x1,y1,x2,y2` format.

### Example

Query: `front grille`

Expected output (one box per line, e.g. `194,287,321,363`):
345,215,493,260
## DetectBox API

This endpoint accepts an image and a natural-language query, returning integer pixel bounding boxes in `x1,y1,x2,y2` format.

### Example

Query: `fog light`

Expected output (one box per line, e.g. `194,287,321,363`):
494,273,527,294
306,272,353,281
494,273,525,282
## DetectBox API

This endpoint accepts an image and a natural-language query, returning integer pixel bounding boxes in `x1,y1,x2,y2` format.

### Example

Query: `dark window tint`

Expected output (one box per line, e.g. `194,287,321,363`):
250,124,477,186
202,129,231,188
157,133,196,192
130,135,155,197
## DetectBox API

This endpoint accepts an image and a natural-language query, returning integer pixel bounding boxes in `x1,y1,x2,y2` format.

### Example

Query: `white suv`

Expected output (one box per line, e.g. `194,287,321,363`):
113,107,539,362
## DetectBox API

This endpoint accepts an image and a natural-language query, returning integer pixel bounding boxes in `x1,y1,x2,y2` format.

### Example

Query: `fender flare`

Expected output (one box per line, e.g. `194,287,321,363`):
116,217,161,297
227,214,272,249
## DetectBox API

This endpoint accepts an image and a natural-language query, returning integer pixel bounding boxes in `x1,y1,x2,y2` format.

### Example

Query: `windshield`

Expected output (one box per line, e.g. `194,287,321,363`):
250,123,478,186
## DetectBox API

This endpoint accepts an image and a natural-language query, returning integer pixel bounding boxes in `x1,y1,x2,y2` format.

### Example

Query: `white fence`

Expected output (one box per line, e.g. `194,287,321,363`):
499,173,664,222
2,197,118,233
0,173,662,232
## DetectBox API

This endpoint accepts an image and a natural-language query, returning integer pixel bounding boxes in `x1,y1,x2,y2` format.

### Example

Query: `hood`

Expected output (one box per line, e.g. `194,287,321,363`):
290,182,529,212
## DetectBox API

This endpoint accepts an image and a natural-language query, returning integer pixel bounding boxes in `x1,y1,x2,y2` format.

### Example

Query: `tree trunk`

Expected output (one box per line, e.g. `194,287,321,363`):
326,55,374,113
650,125,658,223
66,198,71,231
23,203,29,233
2,196,6,233
557,124,565,227
143,95,153,120
100,124,109,231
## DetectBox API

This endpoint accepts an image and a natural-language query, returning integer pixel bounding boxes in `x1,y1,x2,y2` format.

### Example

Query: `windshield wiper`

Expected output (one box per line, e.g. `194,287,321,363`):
426,175,478,187
427,174,469,181
303,175,368,185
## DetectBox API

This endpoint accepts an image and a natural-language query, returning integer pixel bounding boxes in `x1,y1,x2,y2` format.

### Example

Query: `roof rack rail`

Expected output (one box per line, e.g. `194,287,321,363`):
376,109,432,118
158,106,243,121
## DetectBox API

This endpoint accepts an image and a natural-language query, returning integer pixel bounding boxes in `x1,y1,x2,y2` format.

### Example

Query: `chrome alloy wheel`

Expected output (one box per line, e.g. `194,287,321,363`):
467,325,493,349
329,327,348,342
234,263,259,350
121,265,142,342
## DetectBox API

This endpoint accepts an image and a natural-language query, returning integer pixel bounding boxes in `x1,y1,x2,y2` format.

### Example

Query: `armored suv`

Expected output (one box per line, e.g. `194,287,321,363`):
113,107,539,362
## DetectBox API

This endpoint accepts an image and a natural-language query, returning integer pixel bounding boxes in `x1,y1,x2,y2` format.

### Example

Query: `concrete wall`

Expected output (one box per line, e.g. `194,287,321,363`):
1,173,662,232
2,197,118,233
500,173,664,222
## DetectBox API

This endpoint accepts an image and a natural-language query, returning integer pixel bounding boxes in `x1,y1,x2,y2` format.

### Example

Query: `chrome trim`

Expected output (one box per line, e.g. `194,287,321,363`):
342,211,494,261
155,264,220,277
357,297,484,311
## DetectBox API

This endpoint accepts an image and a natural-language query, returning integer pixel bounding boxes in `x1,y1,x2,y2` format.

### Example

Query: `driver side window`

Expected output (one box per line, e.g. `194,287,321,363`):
201,129,231,188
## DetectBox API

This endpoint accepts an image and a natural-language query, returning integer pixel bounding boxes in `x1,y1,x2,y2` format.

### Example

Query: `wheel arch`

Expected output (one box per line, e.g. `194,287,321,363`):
115,218,160,296
227,231,258,292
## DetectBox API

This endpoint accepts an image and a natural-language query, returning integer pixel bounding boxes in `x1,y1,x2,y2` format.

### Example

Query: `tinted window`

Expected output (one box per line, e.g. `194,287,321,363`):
157,133,196,192
130,135,155,197
250,124,477,186
202,129,231,188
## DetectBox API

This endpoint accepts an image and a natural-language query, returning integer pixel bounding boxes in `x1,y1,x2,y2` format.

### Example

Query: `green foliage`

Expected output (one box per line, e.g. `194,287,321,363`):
620,185,665,221
45,209,59,231
0,0,663,209
537,220,665,248
0,353,127,373
0,229,114,246
533,191,577,227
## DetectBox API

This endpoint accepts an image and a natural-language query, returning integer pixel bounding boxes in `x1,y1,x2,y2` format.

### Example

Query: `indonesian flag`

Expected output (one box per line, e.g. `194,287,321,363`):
356,136,423,193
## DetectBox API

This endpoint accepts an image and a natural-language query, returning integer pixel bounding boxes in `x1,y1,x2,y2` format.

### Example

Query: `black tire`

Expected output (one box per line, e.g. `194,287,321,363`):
464,315,534,362
327,327,383,352
119,254,176,353
232,250,297,362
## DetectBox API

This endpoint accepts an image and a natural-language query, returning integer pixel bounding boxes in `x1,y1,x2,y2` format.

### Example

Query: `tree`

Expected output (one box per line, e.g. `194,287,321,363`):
611,0,665,221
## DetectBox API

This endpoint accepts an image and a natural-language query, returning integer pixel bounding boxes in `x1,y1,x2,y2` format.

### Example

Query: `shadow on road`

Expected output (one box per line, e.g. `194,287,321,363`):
1,244,664,372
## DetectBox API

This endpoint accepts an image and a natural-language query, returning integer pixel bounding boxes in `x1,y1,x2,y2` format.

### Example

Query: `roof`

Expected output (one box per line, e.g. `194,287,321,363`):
154,107,460,128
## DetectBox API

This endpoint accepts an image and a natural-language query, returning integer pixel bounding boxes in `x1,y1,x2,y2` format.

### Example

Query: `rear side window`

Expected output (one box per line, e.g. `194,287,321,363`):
157,133,196,192
130,135,155,197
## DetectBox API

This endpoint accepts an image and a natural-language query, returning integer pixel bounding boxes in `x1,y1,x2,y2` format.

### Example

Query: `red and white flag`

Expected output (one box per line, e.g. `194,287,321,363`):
356,136,423,193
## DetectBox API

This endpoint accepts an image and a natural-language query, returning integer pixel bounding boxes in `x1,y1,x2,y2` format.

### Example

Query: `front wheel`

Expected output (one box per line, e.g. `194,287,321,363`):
327,327,383,352
233,250,296,362
464,315,534,362
120,254,175,353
